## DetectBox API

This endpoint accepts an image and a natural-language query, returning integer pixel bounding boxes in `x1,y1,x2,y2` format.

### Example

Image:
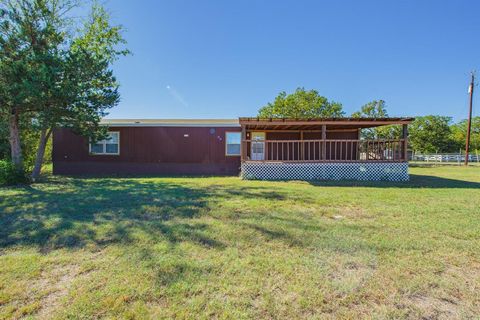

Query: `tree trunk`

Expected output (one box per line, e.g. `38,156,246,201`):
31,128,52,182
8,109,23,170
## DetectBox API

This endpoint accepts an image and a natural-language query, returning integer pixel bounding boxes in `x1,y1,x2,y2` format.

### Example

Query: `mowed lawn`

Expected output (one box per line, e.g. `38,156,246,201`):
0,166,479,319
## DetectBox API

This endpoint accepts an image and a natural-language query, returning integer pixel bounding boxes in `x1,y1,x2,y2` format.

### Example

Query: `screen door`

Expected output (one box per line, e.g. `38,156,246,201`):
251,132,266,161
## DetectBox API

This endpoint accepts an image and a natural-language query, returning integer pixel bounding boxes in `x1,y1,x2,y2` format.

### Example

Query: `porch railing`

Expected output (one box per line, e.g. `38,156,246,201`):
241,139,407,162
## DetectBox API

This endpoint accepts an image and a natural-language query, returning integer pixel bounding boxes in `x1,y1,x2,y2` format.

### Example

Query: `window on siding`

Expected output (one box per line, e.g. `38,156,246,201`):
226,132,241,156
90,132,120,155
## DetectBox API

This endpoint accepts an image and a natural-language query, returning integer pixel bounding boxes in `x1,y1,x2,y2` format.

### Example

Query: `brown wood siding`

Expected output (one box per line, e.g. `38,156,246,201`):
53,126,241,175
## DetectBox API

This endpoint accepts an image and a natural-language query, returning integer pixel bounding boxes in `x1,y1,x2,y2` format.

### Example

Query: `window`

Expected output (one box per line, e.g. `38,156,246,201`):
90,132,120,155
225,132,241,156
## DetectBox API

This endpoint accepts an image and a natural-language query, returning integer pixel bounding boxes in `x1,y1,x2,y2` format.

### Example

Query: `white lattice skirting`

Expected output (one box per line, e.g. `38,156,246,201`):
241,162,409,181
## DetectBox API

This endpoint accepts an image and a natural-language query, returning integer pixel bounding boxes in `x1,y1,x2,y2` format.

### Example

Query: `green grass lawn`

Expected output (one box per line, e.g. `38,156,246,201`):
1,166,479,319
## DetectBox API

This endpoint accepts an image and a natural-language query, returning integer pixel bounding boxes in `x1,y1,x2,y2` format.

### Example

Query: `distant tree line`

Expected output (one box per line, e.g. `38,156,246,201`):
259,88,479,154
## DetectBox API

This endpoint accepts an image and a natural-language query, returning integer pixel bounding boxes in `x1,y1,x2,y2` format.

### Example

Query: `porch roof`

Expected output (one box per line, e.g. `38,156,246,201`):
238,117,414,130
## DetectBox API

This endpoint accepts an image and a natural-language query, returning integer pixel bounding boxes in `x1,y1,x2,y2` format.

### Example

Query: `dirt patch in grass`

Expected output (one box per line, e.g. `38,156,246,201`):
409,294,461,320
29,251,103,319
403,262,480,320
33,263,80,319
326,206,373,220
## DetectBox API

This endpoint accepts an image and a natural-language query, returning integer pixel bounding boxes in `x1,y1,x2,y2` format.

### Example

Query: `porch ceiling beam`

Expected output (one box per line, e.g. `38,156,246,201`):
239,117,415,128
240,120,413,126
241,128,360,132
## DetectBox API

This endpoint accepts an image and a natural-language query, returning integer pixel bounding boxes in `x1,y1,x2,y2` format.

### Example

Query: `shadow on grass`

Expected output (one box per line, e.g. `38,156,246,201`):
307,174,480,189
0,177,288,252
2,172,473,255
0,179,206,251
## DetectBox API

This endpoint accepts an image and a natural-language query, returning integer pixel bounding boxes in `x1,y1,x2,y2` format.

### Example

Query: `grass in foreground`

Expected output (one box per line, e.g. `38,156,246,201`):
0,166,479,319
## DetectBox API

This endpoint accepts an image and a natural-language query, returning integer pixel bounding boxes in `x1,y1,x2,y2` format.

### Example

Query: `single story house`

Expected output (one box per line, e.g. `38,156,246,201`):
53,117,414,181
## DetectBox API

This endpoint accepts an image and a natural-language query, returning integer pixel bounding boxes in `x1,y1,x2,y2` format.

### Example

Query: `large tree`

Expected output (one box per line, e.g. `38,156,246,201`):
0,113,8,160
0,1,43,169
450,116,480,152
352,100,401,139
0,0,128,180
258,88,344,118
409,115,456,153
0,111,53,171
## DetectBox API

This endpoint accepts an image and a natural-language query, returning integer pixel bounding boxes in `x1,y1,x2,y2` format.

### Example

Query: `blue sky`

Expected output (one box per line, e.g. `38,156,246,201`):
104,0,479,121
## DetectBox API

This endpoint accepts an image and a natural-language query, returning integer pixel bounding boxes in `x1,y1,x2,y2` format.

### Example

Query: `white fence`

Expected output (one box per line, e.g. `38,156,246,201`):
411,153,480,163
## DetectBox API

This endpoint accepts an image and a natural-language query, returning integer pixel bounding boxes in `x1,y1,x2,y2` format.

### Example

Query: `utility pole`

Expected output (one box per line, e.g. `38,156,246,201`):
465,71,475,166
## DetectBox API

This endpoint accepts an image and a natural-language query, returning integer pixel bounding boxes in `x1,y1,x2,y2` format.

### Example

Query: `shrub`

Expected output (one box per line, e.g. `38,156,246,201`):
0,160,29,186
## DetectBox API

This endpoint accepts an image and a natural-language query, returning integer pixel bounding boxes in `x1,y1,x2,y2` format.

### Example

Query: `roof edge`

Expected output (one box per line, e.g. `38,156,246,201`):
99,117,415,127
101,119,240,127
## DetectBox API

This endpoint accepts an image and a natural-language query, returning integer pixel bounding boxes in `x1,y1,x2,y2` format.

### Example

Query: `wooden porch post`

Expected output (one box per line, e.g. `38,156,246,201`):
402,124,408,161
357,128,361,160
300,130,304,160
241,126,247,162
321,125,327,161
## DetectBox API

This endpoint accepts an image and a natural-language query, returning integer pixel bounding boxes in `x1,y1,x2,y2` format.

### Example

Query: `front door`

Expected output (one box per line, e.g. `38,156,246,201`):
251,132,266,161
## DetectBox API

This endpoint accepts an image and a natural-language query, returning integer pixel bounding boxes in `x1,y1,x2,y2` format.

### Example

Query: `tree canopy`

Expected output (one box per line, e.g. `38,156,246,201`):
0,0,128,179
352,100,388,118
258,88,344,118
450,117,480,152
352,100,400,139
409,115,457,153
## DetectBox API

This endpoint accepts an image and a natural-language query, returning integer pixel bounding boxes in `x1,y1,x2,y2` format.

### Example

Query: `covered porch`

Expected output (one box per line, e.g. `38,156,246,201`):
239,117,414,181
